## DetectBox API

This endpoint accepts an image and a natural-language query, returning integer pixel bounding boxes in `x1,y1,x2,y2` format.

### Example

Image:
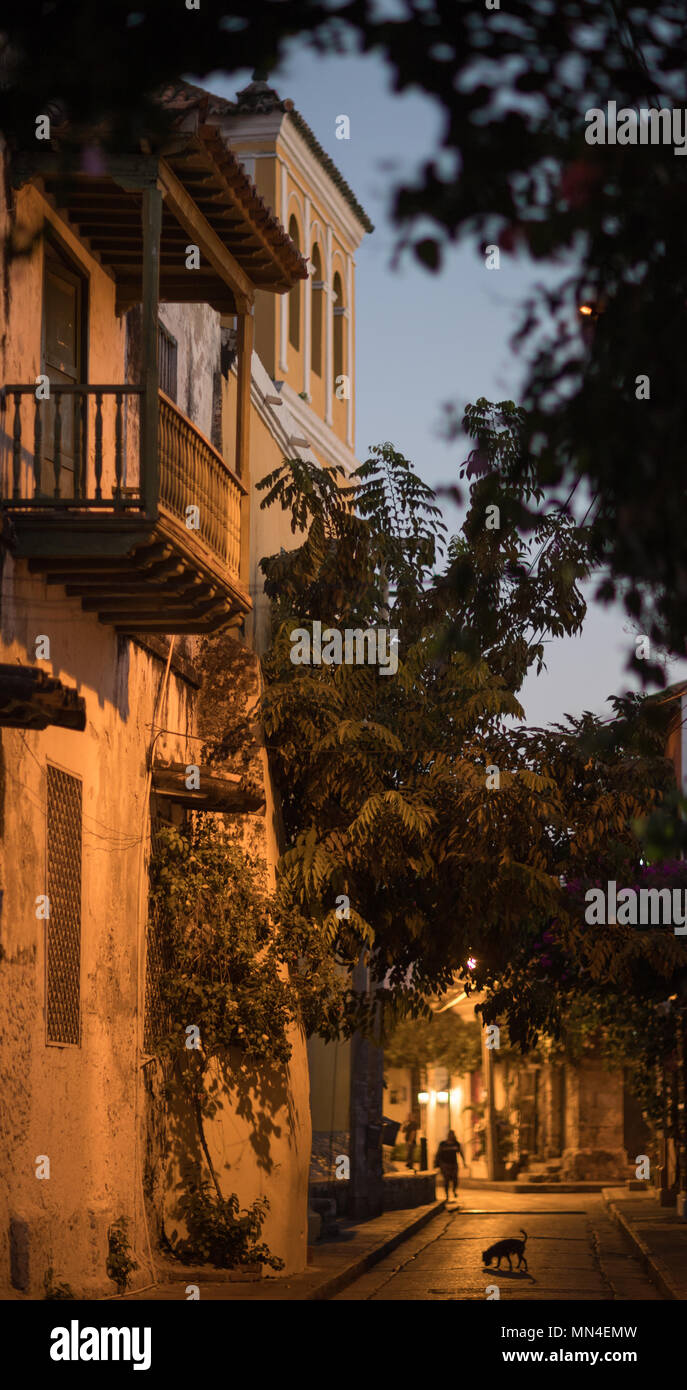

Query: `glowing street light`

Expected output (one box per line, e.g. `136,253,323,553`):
437,1091,449,1103
417,1091,429,1104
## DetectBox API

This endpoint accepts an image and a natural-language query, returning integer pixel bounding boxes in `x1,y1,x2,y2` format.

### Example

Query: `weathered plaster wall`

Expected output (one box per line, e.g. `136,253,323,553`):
0,553,196,1295
158,302,220,441
1,182,129,499
0,156,313,1289
223,355,309,656
171,631,311,1272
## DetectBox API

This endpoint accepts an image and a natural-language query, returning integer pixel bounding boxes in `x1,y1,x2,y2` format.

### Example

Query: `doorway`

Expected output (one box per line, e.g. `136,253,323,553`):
41,241,87,497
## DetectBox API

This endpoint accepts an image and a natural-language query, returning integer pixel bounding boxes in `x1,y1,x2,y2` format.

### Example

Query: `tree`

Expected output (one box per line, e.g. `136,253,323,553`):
258,426,594,1016
385,1010,481,1078
3,5,685,646
476,699,683,1050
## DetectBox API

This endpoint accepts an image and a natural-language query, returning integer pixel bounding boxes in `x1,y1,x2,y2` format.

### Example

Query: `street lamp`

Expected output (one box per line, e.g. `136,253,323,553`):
417,1091,429,1104
437,1091,449,1103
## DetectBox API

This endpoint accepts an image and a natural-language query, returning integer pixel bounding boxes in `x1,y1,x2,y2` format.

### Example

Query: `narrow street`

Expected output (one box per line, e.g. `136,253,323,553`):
333,1190,663,1301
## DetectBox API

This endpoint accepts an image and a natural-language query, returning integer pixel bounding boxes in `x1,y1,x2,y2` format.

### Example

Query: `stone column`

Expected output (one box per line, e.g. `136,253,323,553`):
561,1060,628,1181
348,957,384,1221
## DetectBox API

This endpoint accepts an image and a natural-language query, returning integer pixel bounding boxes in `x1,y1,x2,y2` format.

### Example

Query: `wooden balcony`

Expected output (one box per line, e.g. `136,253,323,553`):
0,383,249,634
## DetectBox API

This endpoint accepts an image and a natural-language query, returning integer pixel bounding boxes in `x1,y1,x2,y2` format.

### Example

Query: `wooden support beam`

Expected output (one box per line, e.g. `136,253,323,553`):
35,543,171,578
99,595,227,624
63,561,186,589
67,565,203,596
84,584,218,612
116,278,237,314
158,159,254,313
152,761,265,814
141,185,162,518
236,309,254,589
0,664,86,731
114,611,239,635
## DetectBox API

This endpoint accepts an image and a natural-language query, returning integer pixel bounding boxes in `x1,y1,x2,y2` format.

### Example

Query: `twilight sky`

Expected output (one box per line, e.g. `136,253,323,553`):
208,45,687,728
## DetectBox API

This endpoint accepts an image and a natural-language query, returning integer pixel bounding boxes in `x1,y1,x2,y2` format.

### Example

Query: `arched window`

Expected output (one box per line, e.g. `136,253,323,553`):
288,215,301,350
311,243,323,376
333,270,344,384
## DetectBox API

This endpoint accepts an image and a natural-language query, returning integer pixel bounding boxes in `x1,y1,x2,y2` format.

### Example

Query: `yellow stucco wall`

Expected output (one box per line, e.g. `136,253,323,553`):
280,165,356,451
221,113,364,468
0,165,312,1293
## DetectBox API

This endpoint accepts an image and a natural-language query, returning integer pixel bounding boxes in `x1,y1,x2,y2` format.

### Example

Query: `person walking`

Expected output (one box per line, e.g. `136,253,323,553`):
403,1116,418,1170
435,1128,465,1201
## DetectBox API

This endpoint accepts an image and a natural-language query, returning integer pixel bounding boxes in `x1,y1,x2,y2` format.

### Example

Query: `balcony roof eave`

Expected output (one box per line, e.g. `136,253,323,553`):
12,133,306,311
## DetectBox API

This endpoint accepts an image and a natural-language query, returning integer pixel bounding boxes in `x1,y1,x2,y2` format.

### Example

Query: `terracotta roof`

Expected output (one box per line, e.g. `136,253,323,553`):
173,124,308,290
160,83,309,289
14,89,308,303
165,78,374,236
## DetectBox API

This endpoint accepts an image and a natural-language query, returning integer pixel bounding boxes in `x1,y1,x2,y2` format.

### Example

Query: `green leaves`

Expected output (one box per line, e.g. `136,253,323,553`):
349,790,435,840
385,1010,481,1074
258,438,608,1014
171,1184,284,1272
149,817,348,1063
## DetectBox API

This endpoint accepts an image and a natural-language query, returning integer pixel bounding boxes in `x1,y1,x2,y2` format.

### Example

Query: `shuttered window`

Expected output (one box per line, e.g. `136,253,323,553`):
158,321,178,403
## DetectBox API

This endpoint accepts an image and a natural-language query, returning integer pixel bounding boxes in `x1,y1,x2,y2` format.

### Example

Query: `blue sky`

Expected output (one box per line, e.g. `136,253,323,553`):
208,46,687,727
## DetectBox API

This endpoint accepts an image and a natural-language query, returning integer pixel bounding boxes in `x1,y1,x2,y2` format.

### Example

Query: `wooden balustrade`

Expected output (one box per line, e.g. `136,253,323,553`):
158,391,242,578
0,384,144,505
0,383,243,582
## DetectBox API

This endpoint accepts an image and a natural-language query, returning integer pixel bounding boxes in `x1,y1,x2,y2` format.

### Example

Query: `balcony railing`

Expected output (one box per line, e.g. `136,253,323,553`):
1,383,144,507
158,392,241,578
0,383,244,582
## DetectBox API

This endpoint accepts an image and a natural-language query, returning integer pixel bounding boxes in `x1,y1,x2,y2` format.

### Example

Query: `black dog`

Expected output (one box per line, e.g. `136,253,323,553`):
482,1229,528,1272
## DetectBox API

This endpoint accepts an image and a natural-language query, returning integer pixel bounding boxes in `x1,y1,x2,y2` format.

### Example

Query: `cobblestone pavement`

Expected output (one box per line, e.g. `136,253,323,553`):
332,1188,664,1301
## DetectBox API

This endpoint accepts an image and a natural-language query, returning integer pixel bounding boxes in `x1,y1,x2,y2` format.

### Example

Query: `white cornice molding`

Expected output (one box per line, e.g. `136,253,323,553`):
242,353,358,476
279,381,358,474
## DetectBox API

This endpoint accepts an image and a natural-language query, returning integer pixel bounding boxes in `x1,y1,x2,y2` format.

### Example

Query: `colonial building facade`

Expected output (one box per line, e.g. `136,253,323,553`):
0,75,370,1296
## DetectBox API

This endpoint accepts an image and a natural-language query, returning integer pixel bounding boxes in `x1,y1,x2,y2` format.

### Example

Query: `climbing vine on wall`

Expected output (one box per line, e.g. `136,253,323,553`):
148,815,348,1266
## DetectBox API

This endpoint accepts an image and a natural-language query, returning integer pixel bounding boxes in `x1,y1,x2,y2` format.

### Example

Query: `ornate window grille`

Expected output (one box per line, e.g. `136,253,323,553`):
45,765,82,1045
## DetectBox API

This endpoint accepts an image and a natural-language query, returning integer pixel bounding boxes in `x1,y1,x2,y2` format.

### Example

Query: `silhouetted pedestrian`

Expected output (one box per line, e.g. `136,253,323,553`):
435,1128,464,1200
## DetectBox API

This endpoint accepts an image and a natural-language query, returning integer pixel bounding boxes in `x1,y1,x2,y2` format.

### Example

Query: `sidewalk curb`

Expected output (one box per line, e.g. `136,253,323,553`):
602,1193,681,1301
306,1200,447,1301
460,1178,608,1193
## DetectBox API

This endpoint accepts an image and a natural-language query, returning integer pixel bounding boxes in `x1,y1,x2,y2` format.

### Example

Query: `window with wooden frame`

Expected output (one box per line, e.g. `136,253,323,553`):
42,241,87,499
158,320,178,403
